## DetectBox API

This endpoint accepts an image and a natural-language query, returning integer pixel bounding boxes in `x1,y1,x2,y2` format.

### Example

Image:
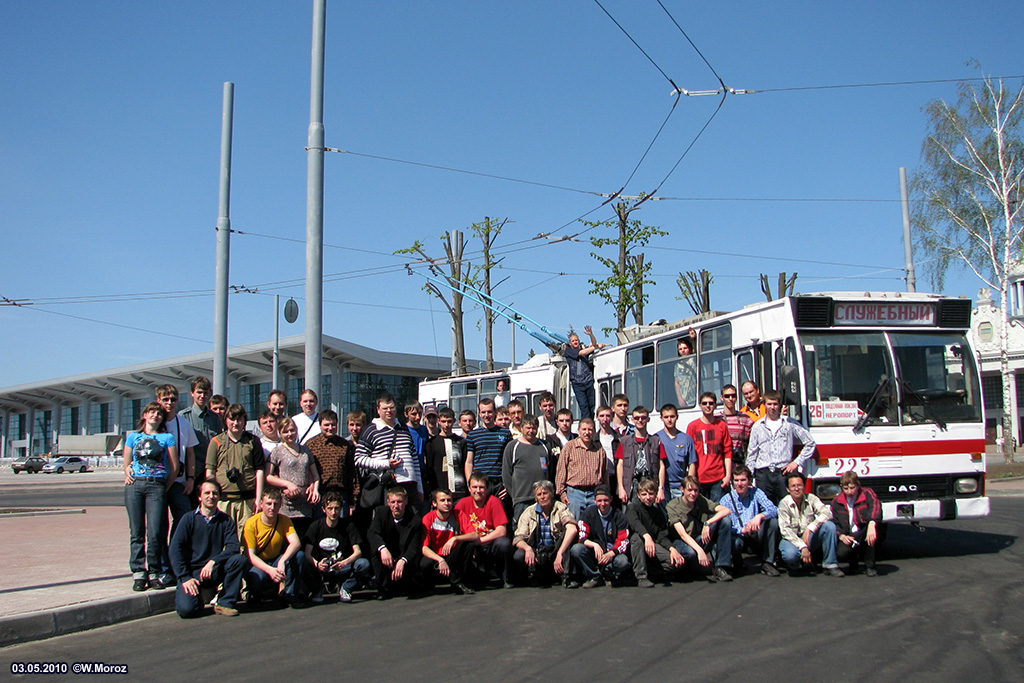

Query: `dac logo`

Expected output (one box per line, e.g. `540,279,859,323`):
888,484,918,493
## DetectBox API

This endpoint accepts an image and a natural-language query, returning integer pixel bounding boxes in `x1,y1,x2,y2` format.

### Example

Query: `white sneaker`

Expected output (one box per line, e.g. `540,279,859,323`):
339,588,352,603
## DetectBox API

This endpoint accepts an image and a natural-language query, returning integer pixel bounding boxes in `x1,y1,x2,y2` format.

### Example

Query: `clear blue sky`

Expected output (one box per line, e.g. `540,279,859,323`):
2,1,1022,388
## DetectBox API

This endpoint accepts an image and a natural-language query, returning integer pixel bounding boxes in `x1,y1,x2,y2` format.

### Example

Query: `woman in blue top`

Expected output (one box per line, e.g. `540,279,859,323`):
123,402,178,592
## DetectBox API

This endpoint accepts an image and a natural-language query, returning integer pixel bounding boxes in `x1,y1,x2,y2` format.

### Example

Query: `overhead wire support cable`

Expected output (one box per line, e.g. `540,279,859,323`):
321,147,603,197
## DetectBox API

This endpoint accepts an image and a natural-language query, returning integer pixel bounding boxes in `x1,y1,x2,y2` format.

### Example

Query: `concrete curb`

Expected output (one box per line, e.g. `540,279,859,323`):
0,509,86,518
0,590,175,649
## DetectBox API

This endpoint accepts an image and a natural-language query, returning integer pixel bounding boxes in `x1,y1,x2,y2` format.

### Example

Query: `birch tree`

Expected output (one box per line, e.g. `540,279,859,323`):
911,74,1024,463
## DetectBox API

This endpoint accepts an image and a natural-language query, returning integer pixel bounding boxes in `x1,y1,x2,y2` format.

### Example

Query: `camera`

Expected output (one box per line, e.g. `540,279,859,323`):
226,467,241,483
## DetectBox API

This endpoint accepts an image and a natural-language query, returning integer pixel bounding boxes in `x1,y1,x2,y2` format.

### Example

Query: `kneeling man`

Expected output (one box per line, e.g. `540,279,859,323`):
513,480,577,587
169,479,249,617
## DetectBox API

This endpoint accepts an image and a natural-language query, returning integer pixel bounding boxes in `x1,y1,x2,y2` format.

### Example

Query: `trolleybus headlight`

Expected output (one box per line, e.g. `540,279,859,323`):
816,483,840,499
954,478,979,495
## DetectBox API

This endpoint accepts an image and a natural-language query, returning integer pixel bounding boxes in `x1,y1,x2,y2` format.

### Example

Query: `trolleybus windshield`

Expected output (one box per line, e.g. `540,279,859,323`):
800,330,981,427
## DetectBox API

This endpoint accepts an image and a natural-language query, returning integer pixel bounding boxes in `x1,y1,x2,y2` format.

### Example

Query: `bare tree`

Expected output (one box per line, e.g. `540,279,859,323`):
472,217,509,371
583,199,667,333
396,231,471,375
759,272,798,302
911,73,1024,463
676,269,713,315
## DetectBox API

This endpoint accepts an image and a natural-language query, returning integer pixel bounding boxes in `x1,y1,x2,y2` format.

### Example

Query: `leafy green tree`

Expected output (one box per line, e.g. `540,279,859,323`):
911,73,1024,462
583,199,667,333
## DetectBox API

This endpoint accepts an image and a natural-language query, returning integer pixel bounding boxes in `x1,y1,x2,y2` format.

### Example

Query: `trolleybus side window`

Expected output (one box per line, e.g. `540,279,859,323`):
890,332,982,424
626,345,656,410
656,337,694,409
450,381,479,416
736,349,756,387
698,324,732,399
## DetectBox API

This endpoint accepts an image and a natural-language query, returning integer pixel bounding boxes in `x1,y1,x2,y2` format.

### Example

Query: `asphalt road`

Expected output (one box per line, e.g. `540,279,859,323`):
1,469,123,508
2,497,1022,681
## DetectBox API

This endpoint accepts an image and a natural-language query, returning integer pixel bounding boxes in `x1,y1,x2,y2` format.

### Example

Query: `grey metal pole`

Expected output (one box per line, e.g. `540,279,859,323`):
899,167,917,293
509,317,516,370
213,82,234,395
273,294,281,390
305,0,326,393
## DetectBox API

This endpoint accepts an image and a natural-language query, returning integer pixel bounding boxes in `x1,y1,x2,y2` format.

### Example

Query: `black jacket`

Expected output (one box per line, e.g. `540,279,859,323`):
367,505,423,564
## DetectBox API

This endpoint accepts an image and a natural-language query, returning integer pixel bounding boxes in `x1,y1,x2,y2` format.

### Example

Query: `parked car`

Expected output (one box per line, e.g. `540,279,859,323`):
12,456,47,474
41,456,90,474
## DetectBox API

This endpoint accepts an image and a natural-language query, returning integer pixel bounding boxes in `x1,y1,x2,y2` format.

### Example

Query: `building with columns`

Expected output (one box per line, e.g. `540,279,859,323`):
0,334,462,460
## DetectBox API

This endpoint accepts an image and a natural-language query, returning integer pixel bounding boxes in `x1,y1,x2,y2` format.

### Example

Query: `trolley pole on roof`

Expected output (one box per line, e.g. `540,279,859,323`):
213,82,234,395
305,0,326,394
900,167,917,293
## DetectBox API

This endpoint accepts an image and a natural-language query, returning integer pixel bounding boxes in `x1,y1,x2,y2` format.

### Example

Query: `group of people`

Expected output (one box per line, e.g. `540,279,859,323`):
121,372,883,620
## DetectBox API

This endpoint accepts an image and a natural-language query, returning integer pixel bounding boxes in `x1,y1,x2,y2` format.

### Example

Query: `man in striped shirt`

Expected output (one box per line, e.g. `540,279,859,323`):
355,393,422,505
464,398,512,498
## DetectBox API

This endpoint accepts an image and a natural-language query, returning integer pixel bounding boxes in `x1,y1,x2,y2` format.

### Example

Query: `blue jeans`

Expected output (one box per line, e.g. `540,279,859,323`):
565,487,596,520
571,382,595,420
731,517,780,566
569,543,630,581
699,481,726,503
303,557,370,595
125,478,168,580
673,519,734,571
780,521,839,569
175,553,249,617
245,551,305,599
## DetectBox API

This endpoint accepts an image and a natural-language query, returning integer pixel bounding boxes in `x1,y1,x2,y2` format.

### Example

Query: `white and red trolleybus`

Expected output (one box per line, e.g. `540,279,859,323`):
419,292,988,523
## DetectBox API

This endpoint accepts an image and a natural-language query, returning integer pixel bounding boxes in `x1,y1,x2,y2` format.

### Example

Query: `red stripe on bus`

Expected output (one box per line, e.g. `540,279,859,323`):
816,440,986,463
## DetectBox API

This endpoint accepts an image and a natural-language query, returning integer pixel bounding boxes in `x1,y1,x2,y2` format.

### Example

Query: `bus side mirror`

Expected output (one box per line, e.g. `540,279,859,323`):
780,364,801,406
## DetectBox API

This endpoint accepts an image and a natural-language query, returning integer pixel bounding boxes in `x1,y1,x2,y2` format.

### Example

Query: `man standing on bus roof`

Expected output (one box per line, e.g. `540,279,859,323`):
740,382,767,422
674,334,698,409
565,325,604,420
746,390,816,506
718,384,754,468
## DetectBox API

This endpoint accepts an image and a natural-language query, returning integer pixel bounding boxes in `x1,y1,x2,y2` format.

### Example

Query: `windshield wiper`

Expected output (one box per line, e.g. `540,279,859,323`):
897,379,948,431
853,376,891,433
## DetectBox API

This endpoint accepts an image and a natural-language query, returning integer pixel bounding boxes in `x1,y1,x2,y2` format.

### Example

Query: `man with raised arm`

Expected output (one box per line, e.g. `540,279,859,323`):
565,326,604,420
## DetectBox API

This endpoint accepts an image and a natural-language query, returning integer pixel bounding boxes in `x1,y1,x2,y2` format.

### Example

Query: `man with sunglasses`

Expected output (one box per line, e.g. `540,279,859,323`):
718,384,753,469
686,393,733,503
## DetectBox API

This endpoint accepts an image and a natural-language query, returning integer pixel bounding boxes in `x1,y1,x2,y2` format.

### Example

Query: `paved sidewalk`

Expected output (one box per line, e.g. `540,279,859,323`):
0,506,174,647
1,478,1021,648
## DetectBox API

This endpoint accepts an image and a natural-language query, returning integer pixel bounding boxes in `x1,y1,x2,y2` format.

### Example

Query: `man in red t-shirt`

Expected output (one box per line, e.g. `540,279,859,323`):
686,392,733,503
420,488,476,594
455,472,514,588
